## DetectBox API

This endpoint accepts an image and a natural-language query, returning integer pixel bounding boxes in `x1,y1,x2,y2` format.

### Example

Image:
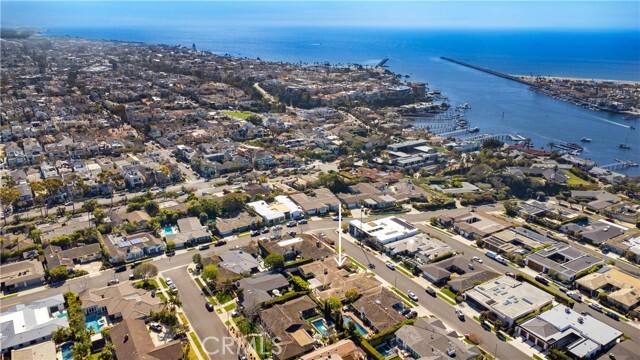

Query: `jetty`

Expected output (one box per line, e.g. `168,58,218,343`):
600,159,639,171
375,58,389,68
440,57,530,85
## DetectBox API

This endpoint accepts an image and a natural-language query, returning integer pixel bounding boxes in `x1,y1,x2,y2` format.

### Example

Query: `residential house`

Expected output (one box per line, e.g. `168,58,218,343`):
0,295,68,354
215,211,259,237
236,273,290,311
43,243,102,270
483,227,555,255
571,190,621,213
465,275,554,327
103,233,165,263
604,232,640,263
218,249,261,275
0,260,46,293
260,296,318,360
575,268,640,312
438,210,511,240
349,216,419,247
80,282,163,321
352,287,405,333
289,188,340,215
395,318,480,360
299,339,366,360
383,233,453,263
337,183,396,210
165,217,212,248
525,244,603,282
110,319,183,360
259,235,333,261
299,257,380,301
517,305,622,359
11,340,57,360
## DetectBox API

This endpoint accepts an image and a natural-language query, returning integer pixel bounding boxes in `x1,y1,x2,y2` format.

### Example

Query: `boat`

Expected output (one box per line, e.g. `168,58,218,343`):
630,126,636,130
580,137,592,142
618,144,631,149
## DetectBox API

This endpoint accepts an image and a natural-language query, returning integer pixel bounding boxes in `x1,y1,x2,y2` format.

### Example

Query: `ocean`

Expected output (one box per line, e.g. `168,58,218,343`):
45,26,640,175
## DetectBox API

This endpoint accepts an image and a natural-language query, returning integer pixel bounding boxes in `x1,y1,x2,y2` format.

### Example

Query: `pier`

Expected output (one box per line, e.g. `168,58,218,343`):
440,57,530,85
600,159,639,171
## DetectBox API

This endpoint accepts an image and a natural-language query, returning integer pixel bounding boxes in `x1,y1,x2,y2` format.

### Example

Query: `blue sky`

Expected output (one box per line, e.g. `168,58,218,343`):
2,1,639,30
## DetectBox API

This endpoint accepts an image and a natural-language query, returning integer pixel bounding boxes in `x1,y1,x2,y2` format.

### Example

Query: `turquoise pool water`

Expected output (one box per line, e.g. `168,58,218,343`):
61,342,73,360
343,315,368,336
86,314,105,333
311,318,333,337
376,344,394,357
162,226,175,236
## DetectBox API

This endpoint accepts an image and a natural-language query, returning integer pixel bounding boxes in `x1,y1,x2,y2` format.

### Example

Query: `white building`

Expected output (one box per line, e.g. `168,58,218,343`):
247,196,303,225
349,216,419,246
465,275,554,327
0,295,69,354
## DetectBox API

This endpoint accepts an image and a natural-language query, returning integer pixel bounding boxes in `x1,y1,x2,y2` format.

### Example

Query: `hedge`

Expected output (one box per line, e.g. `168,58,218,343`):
412,201,456,211
429,251,455,264
263,291,308,308
574,263,604,280
284,257,314,269
368,318,416,346
516,274,574,307
360,340,385,360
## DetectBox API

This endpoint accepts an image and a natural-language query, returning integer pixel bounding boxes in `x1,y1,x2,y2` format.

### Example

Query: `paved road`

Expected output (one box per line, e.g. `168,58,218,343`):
165,267,237,360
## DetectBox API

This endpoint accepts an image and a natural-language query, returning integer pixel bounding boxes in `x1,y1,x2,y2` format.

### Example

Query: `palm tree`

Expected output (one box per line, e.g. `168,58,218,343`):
30,181,46,218
547,142,556,151
97,171,113,207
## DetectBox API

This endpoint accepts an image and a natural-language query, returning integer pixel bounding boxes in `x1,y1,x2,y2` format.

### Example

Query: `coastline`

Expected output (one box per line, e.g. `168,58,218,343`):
515,75,640,86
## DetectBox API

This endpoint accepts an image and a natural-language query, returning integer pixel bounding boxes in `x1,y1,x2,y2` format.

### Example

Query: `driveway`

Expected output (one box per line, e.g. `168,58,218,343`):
165,267,237,360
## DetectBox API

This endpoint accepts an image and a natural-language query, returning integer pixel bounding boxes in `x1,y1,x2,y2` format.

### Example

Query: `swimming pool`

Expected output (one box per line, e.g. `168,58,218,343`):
375,343,395,357
342,315,368,336
86,314,106,333
161,226,177,237
311,318,333,337
61,342,73,360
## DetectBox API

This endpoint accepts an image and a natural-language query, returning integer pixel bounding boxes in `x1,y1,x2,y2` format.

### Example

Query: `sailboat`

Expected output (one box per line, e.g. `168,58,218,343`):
618,129,632,149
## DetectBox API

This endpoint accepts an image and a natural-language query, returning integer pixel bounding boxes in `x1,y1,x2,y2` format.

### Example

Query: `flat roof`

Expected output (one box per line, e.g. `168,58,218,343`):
466,276,553,321
350,216,418,244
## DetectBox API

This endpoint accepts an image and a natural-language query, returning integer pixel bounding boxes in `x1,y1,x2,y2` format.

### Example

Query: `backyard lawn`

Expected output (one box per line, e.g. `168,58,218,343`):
222,111,253,119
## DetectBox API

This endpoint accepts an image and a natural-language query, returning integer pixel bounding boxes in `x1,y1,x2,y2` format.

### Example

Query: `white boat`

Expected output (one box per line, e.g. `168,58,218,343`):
580,137,592,142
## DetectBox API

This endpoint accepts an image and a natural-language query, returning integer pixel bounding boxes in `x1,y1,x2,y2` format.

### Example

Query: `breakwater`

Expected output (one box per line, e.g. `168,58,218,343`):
440,57,530,85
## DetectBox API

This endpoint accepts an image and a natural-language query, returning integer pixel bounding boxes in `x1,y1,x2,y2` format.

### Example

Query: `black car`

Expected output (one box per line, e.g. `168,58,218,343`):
287,231,296,236
251,230,260,237
401,308,411,317
297,219,308,225
605,311,619,320
405,311,418,319
198,244,210,250
114,265,127,272
205,302,214,312
426,287,437,297
286,221,297,227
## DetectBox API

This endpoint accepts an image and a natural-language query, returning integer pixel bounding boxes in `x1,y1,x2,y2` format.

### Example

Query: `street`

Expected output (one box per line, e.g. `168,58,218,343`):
165,267,237,360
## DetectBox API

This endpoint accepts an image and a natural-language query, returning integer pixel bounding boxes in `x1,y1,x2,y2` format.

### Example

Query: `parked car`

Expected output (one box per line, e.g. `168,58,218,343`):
198,244,210,250
107,279,120,286
205,302,214,312
297,219,308,225
559,286,568,293
286,221,297,228
505,272,516,279
407,290,418,301
287,231,296,236
426,287,437,297
231,309,240,318
589,303,603,312
332,215,342,221
468,263,475,270
406,311,418,319
401,308,411,317
261,227,270,234
605,311,619,321
114,265,127,273
251,230,260,237
471,256,483,263
169,285,178,293
149,322,163,332
165,278,173,286
535,275,549,286
386,262,396,270
215,240,227,247
273,225,283,231
455,309,465,321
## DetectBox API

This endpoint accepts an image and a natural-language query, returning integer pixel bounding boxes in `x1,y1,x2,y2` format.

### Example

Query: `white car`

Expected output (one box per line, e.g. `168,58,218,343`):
407,290,418,301
165,278,173,286
471,256,483,263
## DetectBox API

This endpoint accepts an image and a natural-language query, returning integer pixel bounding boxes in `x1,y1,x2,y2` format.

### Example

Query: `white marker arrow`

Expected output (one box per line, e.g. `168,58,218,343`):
335,205,345,267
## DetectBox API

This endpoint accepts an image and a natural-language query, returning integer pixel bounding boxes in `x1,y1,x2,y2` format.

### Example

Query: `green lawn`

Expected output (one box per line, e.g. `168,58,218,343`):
178,312,189,325
215,291,233,304
250,335,273,360
235,316,259,335
437,292,457,306
222,111,253,119
159,278,168,289
565,172,591,187
157,293,166,301
134,279,159,290
348,256,367,271
441,287,457,300
0,293,18,300
189,332,207,359
224,302,237,312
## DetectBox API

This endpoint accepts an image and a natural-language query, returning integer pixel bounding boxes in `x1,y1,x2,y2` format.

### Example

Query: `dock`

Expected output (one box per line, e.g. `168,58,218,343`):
440,57,530,85
600,159,639,171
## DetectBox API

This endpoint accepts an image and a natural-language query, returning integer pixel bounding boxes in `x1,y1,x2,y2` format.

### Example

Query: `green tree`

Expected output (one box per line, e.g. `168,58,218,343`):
201,264,219,284
264,253,285,270
0,187,20,225
345,288,360,304
429,217,438,226
81,199,98,213
325,297,342,310
220,192,248,216
166,240,176,252
192,253,202,264
144,201,160,216
48,266,69,282
133,263,158,282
